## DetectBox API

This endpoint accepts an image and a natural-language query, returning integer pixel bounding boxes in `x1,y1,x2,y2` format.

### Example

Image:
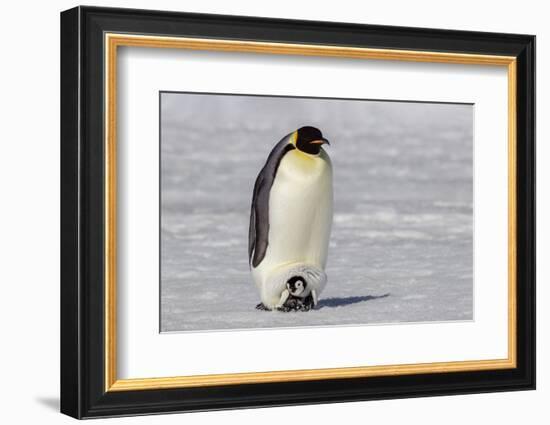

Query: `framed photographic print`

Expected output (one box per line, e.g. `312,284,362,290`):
60,6,536,419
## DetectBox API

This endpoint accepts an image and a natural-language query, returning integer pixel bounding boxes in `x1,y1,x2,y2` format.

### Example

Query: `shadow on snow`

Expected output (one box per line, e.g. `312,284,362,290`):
317,293,390,309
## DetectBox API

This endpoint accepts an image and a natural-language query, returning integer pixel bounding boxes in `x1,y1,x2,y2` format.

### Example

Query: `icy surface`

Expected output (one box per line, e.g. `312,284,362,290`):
160,94,473,332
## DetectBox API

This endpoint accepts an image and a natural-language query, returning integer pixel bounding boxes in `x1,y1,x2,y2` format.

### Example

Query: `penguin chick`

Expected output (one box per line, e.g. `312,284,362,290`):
255,263,326,311
276,276,317,312
287,275,307,296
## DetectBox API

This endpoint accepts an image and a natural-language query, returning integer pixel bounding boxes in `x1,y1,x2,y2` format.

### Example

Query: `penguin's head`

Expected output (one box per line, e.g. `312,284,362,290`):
286,276,307,297
295,126,330,155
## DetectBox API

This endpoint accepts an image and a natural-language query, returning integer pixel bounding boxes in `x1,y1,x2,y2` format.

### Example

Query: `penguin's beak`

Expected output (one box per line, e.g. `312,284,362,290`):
310,137,330,146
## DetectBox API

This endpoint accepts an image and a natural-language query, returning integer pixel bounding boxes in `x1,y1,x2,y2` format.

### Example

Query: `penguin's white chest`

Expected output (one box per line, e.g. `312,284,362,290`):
265,149,333,270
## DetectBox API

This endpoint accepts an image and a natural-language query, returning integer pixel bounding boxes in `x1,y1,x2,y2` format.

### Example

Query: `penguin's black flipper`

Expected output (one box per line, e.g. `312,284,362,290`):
248,134,295,268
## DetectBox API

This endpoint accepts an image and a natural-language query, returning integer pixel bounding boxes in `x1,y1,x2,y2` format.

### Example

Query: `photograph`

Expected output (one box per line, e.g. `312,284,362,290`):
160,92,474,332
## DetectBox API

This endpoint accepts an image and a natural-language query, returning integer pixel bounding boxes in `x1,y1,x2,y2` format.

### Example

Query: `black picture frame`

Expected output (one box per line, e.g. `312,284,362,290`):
60,5,535,419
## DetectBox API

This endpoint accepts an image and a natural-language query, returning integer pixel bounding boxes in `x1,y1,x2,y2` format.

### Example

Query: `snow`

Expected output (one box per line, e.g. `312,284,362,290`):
160,93,473,332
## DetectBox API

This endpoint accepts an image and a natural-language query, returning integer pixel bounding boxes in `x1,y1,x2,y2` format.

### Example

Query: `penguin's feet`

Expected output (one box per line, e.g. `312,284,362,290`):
276,305,293,312
255,298,316,312
255,302,271,311
298,294,315,311
275,301,295,312
276,296,315,312
297,303,312,312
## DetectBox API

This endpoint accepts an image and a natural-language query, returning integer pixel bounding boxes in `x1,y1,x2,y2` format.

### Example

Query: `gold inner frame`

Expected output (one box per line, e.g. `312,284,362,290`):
104,33,517,392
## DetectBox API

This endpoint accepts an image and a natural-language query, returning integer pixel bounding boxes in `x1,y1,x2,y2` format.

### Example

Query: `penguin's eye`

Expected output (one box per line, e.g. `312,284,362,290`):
297,282,303,288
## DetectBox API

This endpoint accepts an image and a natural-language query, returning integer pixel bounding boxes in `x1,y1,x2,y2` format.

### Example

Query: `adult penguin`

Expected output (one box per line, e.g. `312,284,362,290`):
248,126,333,310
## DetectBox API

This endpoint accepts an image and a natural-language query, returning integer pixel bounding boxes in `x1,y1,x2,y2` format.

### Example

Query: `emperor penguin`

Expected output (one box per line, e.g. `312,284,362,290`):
248,126,333,310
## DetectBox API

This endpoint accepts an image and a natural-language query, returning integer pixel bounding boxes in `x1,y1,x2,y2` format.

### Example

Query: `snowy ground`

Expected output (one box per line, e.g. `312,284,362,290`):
160,93,473,332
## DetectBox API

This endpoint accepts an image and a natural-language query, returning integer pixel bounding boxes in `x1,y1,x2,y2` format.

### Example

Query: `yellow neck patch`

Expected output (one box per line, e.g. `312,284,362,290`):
290,131,298,145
